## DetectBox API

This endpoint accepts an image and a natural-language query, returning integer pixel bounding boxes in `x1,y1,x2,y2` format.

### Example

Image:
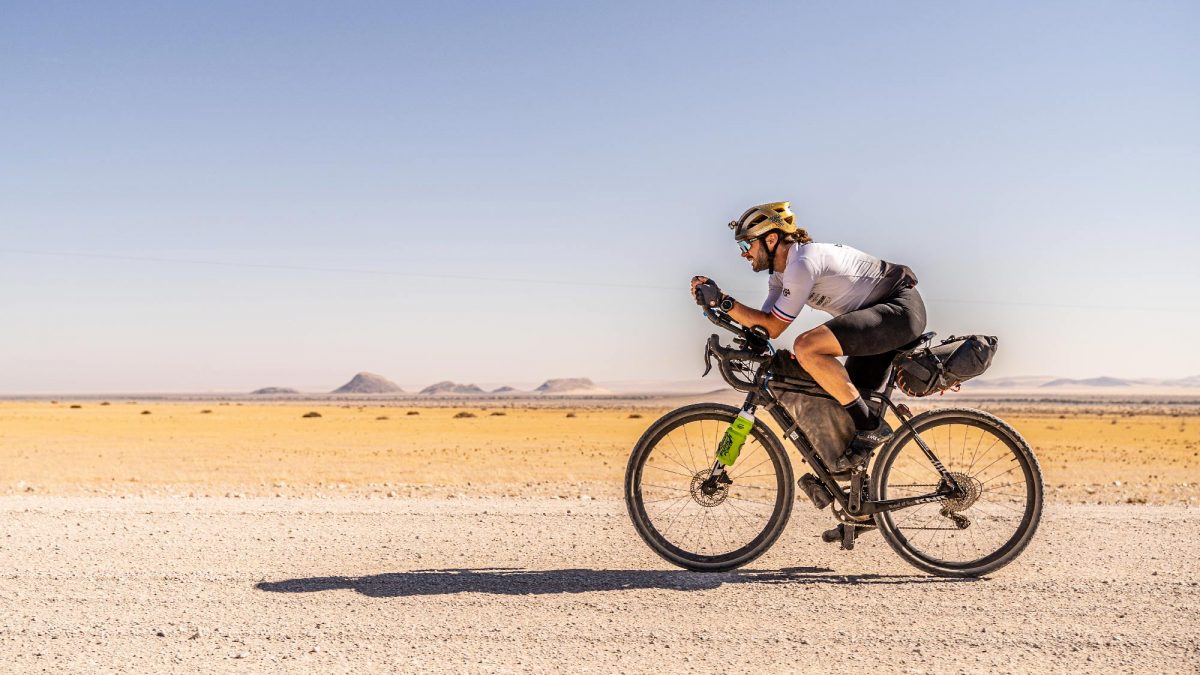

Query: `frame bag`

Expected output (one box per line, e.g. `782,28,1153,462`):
895,335,998,397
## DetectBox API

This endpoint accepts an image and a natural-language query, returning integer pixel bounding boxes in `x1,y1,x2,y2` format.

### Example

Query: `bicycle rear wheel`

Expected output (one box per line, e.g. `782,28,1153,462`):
871,408,1043,577
624,403,794,572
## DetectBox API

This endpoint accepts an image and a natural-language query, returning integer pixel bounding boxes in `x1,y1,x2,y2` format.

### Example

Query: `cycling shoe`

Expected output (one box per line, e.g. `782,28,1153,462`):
833,419,893,472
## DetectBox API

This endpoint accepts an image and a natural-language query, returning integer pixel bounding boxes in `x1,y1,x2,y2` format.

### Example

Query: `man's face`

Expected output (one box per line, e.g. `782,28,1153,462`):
740,235,774,273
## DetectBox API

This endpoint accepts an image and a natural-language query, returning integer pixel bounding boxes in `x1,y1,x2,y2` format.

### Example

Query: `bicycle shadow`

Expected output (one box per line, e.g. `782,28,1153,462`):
256,567,974,598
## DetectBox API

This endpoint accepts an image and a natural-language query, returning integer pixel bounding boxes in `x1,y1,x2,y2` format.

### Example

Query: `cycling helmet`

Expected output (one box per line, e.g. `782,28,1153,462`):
728,201,798,242
728,201,799,274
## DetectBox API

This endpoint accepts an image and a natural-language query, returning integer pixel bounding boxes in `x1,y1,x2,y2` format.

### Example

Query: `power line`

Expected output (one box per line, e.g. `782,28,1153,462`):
0,247,1195,314
0,247,676,291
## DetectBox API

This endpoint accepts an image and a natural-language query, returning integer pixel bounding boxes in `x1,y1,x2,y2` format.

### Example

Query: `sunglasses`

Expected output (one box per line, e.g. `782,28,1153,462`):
738,239,754,253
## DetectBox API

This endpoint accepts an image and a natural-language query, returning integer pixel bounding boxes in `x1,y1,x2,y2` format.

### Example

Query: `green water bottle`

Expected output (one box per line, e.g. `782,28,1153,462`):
716,411,755,466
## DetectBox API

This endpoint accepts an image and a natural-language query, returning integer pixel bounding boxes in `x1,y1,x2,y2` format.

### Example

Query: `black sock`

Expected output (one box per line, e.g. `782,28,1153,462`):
843,396,874,431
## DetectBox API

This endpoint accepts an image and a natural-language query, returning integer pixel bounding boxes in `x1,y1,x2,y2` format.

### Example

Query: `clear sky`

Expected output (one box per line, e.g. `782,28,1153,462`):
2,1,1198,393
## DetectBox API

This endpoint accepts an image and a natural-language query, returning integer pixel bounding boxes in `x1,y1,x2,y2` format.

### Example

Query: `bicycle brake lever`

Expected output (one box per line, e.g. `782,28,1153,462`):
701,334,718,377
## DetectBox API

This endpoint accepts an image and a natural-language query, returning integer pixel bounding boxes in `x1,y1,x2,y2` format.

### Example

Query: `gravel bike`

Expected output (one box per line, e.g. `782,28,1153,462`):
624,308,1043,577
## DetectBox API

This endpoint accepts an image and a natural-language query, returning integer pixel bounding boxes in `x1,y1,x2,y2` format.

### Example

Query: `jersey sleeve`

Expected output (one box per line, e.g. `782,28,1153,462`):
761,274,782,314
769,257,816,323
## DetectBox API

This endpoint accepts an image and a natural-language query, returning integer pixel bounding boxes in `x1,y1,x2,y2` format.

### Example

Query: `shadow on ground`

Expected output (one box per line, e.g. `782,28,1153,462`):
256,567,973,597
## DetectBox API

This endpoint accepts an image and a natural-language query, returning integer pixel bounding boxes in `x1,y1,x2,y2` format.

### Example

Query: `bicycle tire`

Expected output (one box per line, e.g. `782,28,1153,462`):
624,403,794,572
871,408,1043,578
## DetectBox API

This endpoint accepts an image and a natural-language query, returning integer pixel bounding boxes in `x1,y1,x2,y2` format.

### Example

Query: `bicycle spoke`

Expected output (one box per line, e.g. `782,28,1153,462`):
643,464,694,479
877,413,1039,572
632,410,789,564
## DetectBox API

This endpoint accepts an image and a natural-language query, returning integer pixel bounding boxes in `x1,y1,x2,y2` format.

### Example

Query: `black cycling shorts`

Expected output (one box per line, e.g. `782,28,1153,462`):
826,286,927,393
827,286,927,358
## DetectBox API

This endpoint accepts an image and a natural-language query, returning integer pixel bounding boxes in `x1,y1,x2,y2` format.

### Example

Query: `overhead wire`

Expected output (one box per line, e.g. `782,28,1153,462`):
0,247,1194,314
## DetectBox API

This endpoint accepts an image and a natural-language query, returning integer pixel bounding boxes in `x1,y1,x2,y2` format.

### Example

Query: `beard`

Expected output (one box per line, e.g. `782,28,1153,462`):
750,249,770,273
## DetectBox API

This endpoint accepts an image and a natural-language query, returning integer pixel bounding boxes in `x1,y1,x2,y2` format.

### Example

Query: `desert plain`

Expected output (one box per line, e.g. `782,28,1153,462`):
1,396,1198,672
2,398,1196,504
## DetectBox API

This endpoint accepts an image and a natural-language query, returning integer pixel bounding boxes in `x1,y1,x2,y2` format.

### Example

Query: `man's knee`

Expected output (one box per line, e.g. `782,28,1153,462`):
793,328,837,364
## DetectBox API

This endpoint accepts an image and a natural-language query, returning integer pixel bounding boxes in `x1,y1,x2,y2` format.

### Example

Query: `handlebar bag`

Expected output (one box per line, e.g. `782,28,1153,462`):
895,335,998,397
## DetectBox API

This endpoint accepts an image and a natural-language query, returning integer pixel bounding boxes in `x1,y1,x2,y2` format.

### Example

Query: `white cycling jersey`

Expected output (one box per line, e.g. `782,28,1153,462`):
762,242,899,322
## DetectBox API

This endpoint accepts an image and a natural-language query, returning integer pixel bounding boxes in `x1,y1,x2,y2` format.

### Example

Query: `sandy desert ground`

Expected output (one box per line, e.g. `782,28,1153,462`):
1,399,1198,672
1,400,1196,504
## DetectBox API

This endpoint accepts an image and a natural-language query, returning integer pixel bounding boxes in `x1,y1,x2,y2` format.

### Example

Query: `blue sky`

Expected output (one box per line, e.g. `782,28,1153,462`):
2,1,1198,392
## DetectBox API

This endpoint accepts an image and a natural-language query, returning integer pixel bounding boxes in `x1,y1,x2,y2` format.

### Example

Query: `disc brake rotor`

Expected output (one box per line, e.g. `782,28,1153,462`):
690,470,729,507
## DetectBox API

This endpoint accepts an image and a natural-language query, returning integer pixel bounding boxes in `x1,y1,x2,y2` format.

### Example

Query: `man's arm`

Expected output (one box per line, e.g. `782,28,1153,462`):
690,274,793,338
725,301,791,339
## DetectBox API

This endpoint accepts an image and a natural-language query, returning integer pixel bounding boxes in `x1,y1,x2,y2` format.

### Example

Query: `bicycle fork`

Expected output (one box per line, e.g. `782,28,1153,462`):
701,407,756,493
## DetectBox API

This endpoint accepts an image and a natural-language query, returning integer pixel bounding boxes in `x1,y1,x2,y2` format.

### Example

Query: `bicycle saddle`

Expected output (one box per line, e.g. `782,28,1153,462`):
898,331,937,353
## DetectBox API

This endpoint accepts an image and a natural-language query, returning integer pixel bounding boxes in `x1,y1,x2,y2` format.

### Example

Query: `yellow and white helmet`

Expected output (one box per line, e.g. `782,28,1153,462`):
728,201,799,242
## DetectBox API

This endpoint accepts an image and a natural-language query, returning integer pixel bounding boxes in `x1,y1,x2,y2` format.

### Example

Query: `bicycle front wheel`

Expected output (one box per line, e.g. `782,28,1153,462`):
624,403,794,572
871,408,1043,577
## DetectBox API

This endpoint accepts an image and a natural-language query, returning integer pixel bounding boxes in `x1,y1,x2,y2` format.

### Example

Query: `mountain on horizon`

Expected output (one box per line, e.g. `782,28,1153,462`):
969,374,1200,390
250,386,300,395
535,377,609,395
331,372,403,394
419,381,485,395
1041,376,1131,388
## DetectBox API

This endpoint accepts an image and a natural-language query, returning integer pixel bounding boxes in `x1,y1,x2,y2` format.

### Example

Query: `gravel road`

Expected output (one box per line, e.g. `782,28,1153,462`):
1,497,1196,673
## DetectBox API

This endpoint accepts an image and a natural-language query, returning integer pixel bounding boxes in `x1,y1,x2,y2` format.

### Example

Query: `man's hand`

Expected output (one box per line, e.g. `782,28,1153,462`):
691,277,726,308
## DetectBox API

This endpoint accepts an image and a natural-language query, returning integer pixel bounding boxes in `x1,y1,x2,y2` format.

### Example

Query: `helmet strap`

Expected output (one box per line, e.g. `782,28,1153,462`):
764,234,780,274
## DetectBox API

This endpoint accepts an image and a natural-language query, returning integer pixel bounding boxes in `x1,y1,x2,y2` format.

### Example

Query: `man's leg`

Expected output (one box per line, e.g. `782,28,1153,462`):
792,326,856,404
794,325,891,471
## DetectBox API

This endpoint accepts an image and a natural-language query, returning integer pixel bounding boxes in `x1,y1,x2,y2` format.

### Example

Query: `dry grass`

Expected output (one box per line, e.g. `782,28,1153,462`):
0,402,1194,503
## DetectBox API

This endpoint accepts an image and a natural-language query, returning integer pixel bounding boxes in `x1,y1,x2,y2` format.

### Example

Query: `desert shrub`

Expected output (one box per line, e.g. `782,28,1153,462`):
141,410,152,415
302,411,322,418
407,411,420,416
100,402,111,406
200,410,213,414
453,411,476,419
489,411,506,416
565,412,576,418
69,405,82,409
628,413,643,419
376,416,389,420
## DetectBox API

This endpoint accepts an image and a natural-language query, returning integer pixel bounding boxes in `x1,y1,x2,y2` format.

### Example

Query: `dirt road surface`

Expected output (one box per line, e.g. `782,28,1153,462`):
1,497,1196,673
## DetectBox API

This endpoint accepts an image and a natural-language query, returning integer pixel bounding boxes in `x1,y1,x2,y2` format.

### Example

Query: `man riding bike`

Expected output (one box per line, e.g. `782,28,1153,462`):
690,201,926,502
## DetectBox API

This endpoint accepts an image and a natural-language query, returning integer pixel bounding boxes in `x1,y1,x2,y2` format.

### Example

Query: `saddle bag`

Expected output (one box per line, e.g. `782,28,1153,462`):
895,335,998,397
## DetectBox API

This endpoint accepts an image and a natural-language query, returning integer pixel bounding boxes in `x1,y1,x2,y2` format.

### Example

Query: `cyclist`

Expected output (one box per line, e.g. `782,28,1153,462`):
690,201,926,484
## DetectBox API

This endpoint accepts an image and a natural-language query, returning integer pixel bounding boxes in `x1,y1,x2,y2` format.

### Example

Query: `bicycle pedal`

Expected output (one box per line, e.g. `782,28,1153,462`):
841,522,856,550
822,523,875,549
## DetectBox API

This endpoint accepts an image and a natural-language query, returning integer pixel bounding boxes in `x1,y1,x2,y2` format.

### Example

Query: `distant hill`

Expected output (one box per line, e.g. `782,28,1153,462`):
491,386,520,393
250,387,300,395
1041,377,1131,388
966,374,1200,391
420,381,485,395
966,376,1057,389
331,372,403,394
535,378,610,395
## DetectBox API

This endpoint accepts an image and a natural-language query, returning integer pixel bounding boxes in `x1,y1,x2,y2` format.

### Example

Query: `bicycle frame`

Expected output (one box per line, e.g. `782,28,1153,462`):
699,309,963,517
